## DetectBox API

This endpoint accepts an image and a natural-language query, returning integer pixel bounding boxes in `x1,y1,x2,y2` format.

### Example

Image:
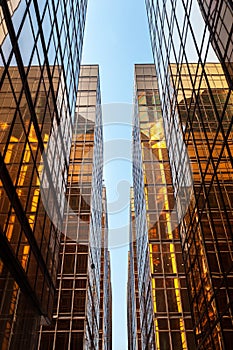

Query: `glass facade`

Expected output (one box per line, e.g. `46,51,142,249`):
129,64,195,350
197,0,233,86
127,189,142,350
146,0,233,348
168,63,233,349
37,65,111,350
0,0,87,348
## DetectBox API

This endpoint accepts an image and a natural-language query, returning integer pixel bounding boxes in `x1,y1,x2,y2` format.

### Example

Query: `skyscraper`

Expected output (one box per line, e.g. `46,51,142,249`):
38,65,111,350
145,1,233,348
127,189,142,350
197,0,233,87
168,62,233,349
0,0,22,45
0,1,105,348
128,64,195,350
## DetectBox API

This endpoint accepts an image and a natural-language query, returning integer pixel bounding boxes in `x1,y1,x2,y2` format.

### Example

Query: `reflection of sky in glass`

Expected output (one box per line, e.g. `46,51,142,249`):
0,0,72,67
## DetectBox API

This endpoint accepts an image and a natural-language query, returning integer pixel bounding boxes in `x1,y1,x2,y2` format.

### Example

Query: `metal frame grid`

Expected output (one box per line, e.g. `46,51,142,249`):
131,64,195,350
0,0,87,348
37,65,109,350
146,0,233,348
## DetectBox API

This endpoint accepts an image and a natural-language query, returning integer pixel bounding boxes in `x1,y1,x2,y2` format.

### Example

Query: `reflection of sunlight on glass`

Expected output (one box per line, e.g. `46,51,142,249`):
38,103,193,249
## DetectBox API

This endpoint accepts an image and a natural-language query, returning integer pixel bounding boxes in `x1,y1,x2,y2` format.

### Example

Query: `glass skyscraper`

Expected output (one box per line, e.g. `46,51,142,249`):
144,0,233,348
197,0,233,87
38,65,111,350
168,62,233,349
0,2,113,349
128,64,195,350
127,189,142,350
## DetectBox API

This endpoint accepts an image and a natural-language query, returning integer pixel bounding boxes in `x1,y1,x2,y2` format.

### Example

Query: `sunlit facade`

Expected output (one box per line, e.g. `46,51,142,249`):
146,0,233,348
129,64,195,350
127,190,142,350
37,65,110,350
168,63,233,349
0,0,87,348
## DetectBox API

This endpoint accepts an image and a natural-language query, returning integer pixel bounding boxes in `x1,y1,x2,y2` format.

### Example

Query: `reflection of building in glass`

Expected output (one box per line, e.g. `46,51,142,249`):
127,189,142,350
0,1,87,348
0,0,21,45
197,0,233,86
146,0,233,348
168,63,233,349
38,65,112,350
128,64,195,350
0,65,71,348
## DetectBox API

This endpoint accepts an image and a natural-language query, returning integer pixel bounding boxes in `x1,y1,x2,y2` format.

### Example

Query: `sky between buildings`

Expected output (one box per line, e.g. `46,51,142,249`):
81,0,153,349
81,0,219,349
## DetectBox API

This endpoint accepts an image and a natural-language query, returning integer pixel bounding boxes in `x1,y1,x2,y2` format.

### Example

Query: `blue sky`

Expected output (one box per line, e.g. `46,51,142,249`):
82,0,153,349
82,0,153,103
